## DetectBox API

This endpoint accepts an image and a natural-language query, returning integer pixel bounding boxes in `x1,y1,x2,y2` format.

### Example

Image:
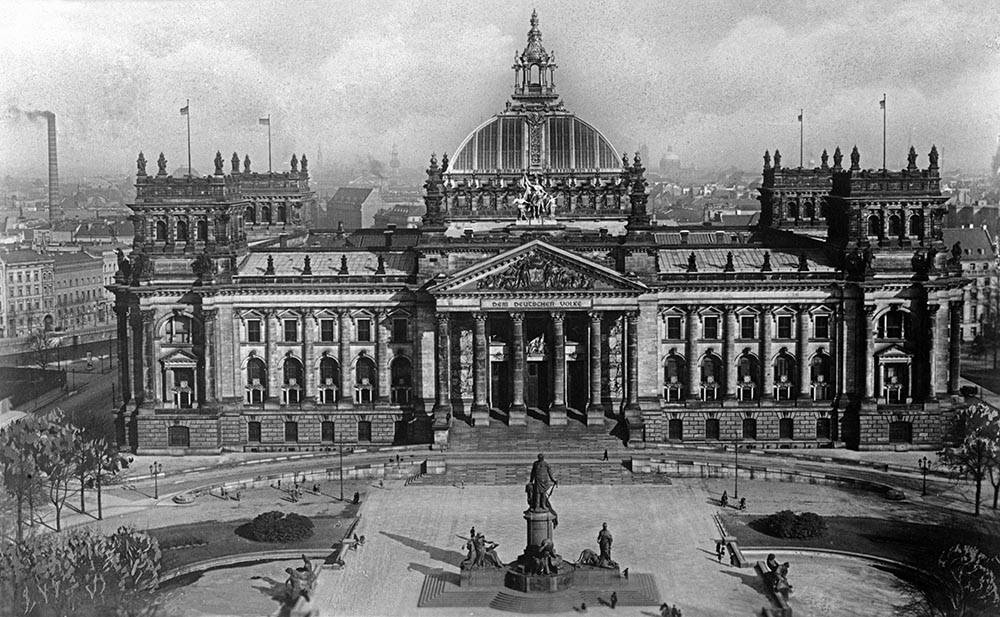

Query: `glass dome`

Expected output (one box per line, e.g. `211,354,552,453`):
449,112,621,173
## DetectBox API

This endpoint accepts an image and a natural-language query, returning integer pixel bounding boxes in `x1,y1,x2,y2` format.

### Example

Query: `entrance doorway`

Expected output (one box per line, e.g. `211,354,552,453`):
567,359,587,412
490,360,510,410
525,361,550,409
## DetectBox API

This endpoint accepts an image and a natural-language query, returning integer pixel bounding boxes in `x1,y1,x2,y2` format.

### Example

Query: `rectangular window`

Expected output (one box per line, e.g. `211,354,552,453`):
321,421,335,443
392,317,408,343
284,421,299,442
776,315,792,339
705,418,720,440
358,420,372,442
283,319,298,342
320,319,335,342
740,316,756,339
703,316,719,340
665,316,682,340
247,421,261,443
247,319,262,342
356,318,372,342
814,315,830,339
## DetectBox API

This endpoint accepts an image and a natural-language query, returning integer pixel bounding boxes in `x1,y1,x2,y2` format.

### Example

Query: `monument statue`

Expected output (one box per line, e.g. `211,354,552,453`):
285,554,318,603
527,453,558,526
597,523,615,566
576,523,619,569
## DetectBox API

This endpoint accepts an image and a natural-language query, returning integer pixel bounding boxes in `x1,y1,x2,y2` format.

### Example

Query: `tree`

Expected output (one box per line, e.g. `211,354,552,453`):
32,409,82,532
24,328,57,370
938,403,1000,517
937,544,1000,617
0,525,161,617
0,413,47,543
80,436,130,520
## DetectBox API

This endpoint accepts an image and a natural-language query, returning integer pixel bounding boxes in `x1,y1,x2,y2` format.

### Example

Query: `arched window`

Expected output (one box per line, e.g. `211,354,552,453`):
742,417,757,440
773,352,795,399
277,205,287,224
786,200,799,220
700,353,722,400
390,357,412,405
261,206,272,224
803,201,816,220
196,219,208,241
155,220,167,241
246,357,267,403
355,356,376,404
319,356,340,404
867,214,881,237
888,214,902,237
663,354,685,401
810,352,832,400
167,425,190,447
530,64,540,84
177,220,189,242
737,353,759,401
165,315,192,344
245,206,256,224
282,357,304,404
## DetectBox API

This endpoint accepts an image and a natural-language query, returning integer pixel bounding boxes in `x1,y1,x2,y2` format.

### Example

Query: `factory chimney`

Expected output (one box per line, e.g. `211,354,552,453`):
45,112,59,221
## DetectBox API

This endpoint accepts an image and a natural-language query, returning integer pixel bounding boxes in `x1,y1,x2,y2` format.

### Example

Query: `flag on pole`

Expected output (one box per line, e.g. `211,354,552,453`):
797,112,802,122
879,95,886,109
180,104,189,115
258,117,270,126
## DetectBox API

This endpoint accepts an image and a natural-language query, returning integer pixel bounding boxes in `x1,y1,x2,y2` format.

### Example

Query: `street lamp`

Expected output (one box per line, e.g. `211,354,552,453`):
919,456,931,496
149,461,162,500
729,437,742,500
339,435,344,502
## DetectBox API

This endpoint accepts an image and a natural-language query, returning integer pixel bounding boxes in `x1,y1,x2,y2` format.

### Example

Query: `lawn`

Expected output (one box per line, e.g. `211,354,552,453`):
721,513,1000,567
151,502,360,572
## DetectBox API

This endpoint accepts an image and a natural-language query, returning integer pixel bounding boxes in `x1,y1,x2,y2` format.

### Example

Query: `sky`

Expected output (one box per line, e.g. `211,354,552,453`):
2,0,999,178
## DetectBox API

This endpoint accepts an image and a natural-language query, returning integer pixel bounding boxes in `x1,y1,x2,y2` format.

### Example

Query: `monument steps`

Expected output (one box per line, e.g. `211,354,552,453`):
490,590,583,613
409,461,672,486
447,413,631,453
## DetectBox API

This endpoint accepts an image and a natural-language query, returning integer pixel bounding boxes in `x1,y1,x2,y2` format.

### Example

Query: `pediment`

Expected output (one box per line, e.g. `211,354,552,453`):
160,348,198,367
428,240,647,294
876,344,912,359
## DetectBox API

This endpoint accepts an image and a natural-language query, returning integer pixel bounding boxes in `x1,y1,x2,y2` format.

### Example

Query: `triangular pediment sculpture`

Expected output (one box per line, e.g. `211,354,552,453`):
428,240,647,294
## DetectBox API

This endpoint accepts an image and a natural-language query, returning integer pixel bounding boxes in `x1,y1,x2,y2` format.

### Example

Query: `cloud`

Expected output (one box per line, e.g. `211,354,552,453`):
0,0,997,176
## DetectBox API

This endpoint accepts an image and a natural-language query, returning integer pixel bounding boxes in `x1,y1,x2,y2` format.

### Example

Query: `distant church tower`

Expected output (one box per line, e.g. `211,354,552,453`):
390,144,400,181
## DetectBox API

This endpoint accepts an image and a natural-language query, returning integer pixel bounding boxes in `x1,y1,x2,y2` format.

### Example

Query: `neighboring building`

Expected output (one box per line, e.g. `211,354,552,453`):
52,251,109,330
943,226,998,341
318,187,387,230
372,204,424,229
0,249,54,338
111,11,969,455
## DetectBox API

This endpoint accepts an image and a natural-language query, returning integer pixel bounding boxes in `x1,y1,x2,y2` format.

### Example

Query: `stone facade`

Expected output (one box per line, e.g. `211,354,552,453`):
110,13,970,455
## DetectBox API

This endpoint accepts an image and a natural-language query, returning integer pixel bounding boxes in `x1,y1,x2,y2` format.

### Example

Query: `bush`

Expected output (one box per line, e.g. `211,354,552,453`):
159,534,208,550
245,511,314,543
756,510,827,539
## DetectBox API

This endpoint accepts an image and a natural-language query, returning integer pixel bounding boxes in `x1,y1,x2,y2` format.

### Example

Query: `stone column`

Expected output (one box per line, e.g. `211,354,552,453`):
724,307,737,398
586,311,604,423
760,306,774,400
376,310,390,404
796,306,810,398
949,301,962,393
509,312,527,424
625,311,640,413
432,313,451,427
865,305,877,399
928,303,945,397
338,310,354,408
962,287,972,339
129,307,144,405
141,310,155,402
472,312,490,425
203,309,218,403
303,310,315,403
686,308,701,399
549,311,567,425
265,310,279,402
115,300,131,407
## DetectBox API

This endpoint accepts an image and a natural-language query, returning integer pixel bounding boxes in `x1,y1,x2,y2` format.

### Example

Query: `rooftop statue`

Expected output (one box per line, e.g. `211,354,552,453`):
137,151,147,176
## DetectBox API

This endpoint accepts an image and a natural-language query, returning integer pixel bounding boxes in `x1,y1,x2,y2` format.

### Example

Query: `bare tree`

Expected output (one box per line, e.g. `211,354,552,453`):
938,403,1000,516
24,329,57,369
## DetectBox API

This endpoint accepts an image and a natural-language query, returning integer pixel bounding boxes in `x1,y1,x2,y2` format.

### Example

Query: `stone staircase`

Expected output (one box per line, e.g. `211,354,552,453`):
408,461,671,486
447,413,631,453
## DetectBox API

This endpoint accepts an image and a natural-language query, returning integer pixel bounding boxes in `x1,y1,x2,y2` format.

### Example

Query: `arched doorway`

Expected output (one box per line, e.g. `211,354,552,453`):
355,356,376,404
390,357,412,405
319,356,340,404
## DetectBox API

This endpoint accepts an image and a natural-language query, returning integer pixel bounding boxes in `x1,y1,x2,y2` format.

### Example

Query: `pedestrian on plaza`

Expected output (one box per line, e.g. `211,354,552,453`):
277,479,281,489
359,535,366,546
353,491,360,504
738,497,746,511
579,601,587,612
716,541,724,562
379,479,384,488
602,449,608,461
622,567,629,580
720,490,728,508
659,603,669,617
610,591,618,609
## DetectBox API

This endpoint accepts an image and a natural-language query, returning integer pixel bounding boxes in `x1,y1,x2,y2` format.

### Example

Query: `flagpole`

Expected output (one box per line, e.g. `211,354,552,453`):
799,108,804,168
267,114,272,173
882,93,886,172
186,98,192,177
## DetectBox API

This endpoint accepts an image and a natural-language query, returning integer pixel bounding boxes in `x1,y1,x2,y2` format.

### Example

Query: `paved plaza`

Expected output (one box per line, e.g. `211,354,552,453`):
160,476,930,616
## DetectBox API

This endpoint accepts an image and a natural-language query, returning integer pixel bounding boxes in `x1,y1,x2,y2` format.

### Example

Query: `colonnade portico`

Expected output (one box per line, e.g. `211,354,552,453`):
431,308,639,429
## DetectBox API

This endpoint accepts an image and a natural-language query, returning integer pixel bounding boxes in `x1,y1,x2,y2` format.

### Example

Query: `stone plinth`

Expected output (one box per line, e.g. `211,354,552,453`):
523,509,555,551
572,564,622,586
459,566,506,588
504,560,576,592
